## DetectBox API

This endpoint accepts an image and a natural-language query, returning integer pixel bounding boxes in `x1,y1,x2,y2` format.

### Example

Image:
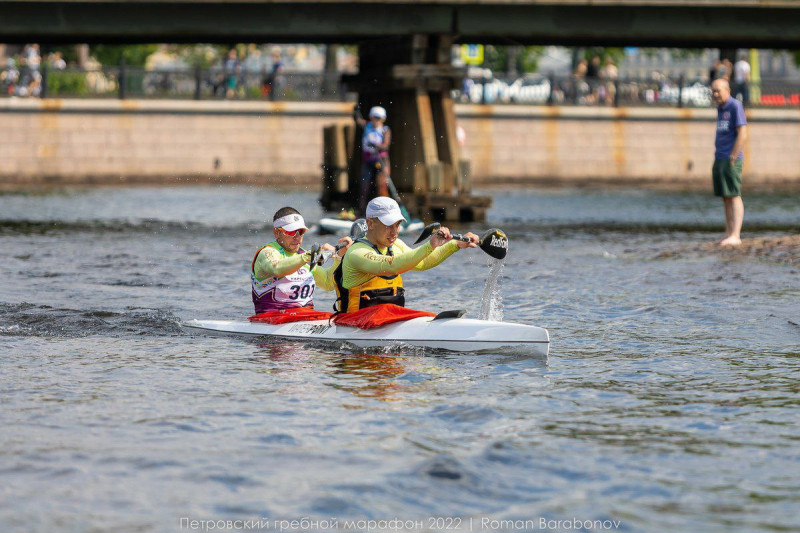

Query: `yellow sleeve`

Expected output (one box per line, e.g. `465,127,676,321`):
311,256,341,291
342,238,434,289
411,240,460,271
253,246,310,282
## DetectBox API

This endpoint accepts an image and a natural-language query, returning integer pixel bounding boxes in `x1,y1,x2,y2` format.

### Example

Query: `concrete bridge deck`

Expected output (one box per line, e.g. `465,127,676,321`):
2,0,800,47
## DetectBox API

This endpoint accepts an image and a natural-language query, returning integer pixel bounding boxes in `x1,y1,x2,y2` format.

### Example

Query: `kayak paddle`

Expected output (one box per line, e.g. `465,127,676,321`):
384,176,413,224
414,223,508,260
307,243,322,271
349,218,368,240
310,219,367,269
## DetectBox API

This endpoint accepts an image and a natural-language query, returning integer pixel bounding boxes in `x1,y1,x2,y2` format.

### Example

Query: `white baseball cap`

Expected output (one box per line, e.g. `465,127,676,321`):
366,197,406,226
368,106,387,119
273,213,308,231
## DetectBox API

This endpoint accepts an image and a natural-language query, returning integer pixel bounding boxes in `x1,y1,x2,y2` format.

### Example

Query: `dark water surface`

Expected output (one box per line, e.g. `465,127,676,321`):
1,186,798,533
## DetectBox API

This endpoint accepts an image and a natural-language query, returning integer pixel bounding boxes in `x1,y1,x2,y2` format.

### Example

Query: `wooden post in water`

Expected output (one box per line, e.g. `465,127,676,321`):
321,123,351,209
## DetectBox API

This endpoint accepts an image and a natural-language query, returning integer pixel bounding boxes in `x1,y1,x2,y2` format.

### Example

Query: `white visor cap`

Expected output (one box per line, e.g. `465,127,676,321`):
366,197,406,226
273,213,308,231
368,106,387,119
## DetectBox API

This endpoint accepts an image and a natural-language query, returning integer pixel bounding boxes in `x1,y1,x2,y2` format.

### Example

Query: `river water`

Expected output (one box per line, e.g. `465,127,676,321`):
1,186,798,533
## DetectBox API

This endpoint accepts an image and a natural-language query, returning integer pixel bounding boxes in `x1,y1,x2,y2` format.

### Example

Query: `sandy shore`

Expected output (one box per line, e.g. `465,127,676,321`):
656,235,800,265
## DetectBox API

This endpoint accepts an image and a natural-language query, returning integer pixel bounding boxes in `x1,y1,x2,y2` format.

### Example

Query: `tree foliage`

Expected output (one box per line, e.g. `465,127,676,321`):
484,45,545,74
175,45,229,68
640,48,706,60
90,44,160,66
579,47,625,67
45,43,229,68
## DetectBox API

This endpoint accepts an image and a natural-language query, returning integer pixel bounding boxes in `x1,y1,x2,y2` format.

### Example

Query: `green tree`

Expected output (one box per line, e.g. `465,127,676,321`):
579,47,625,67
90,44,159,66
484,45,545,75
176,44,228,68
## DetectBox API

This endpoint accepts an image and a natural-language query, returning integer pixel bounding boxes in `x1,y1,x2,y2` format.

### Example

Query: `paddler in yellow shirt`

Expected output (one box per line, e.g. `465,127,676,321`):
333,197,478,313
251,207,352,314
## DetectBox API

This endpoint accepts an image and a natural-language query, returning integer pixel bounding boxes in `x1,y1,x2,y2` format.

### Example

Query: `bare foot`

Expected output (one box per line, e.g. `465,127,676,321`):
718,236,742,246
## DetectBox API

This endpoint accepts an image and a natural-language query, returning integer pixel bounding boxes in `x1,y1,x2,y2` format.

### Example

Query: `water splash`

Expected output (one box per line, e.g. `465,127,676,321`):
479,258,505,321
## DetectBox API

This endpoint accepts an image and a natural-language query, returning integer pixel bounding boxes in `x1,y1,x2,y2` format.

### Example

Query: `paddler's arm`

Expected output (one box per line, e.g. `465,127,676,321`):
409,240,460,271
311,236,352,291
311,255,341,291
346,239,435,277
253,246,310,282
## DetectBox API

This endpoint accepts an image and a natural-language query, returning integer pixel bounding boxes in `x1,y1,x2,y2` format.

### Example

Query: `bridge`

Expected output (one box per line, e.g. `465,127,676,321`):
2,0,800,47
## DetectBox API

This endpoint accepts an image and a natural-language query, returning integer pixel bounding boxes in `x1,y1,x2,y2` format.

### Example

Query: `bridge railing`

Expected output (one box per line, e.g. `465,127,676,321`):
2,65,799,108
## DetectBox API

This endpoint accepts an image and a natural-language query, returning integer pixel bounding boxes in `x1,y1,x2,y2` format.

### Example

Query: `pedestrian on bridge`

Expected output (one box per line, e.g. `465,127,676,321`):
733,53,751,106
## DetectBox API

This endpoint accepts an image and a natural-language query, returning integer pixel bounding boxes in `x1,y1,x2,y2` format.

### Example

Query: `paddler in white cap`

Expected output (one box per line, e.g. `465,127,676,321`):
332,197,478,314
251,207,352,313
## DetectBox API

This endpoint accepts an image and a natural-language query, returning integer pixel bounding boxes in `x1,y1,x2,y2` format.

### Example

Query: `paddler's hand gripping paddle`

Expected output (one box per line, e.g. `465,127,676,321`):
413,223,508,260
308,218,368,270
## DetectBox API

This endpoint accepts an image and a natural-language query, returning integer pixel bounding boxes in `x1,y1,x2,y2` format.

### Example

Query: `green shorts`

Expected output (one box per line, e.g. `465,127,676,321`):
712,159,743,197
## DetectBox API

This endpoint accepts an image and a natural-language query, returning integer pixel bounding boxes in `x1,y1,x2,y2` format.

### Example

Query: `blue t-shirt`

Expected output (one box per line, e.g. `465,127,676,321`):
715,97,747,160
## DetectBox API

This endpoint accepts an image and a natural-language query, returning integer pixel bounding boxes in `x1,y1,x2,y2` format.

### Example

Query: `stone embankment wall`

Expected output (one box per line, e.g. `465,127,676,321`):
2,99,799,189
458,105,800,189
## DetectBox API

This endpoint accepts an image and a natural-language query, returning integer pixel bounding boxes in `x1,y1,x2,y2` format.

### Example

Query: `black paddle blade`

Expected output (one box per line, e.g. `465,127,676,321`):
414,222,441,244
479,228,509,260
350,219,368,240
307,243,321,271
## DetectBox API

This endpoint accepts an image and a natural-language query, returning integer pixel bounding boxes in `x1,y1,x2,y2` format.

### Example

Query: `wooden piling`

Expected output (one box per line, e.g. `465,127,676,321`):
323,34,492,222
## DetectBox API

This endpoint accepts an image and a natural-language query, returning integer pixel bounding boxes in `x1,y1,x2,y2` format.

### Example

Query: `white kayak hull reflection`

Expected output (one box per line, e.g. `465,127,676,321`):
183,315,549,356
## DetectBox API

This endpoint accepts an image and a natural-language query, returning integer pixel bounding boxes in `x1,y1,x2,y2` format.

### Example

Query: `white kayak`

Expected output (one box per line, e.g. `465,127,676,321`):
183,311,549,356
318,217,424,235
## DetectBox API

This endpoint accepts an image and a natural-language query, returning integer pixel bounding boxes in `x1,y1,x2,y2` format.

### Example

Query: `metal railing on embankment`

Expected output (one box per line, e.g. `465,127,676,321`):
454,73,800,108
3,64,800,108
1,64,350,102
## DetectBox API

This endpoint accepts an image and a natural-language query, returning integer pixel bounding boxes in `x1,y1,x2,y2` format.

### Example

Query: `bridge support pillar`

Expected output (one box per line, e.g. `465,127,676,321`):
325,34,491,223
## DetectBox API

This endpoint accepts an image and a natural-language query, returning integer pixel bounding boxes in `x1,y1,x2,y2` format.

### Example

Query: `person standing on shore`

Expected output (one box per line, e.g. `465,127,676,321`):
711,78,748,246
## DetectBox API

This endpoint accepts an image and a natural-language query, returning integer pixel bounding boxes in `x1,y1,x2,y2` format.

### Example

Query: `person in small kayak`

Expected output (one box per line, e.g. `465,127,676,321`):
252,207,352,313
334,197,478,313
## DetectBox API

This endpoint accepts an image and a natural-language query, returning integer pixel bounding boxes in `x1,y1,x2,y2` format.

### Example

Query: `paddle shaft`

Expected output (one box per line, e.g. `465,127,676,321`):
416,223,508,260
313,221,366,266
443,232,473,243
384,175,413,222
